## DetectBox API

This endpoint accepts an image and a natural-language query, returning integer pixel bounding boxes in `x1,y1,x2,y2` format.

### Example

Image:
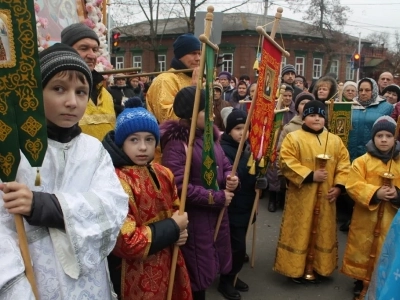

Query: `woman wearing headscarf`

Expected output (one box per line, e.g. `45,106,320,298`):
342,81,358,102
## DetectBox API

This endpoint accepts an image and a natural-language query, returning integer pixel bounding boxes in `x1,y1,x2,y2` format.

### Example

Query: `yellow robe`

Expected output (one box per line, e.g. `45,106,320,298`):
274,129,350,278
341,153,400,281
79,86,116,141
146,68,192,123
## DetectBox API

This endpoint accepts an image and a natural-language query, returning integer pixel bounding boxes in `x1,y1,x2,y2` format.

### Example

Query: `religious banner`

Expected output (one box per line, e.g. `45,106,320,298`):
267,110,285,166
201,42,218,190
329,103,352,147
249,37,282,169
0,0,47,182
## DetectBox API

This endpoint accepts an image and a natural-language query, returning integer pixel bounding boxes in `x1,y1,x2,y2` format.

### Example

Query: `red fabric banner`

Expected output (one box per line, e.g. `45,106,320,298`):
249,37,282,161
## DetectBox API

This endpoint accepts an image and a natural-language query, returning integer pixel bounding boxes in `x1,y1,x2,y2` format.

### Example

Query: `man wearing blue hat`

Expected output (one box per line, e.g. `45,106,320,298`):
147,33,201,123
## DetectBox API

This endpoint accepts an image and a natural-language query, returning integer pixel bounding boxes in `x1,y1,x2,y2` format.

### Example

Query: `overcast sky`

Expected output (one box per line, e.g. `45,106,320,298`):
201,0,400,48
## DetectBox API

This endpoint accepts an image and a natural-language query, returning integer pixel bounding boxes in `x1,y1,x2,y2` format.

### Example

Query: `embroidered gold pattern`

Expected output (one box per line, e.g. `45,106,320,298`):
21,116,42,137
0,120,12,141
25,139,43,161
0,152,15,176
0,92,9,115
203,155,214,169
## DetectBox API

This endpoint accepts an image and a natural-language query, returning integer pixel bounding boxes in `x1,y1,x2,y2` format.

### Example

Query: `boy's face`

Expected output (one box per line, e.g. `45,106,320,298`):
213,89,221,100
297,99,310,115
317,85,330,100
282,91,293,106
295,80,304,90
374,130,395,154
304,114,325,131
43,72,89,128
229,124,246,143
122,132,156,165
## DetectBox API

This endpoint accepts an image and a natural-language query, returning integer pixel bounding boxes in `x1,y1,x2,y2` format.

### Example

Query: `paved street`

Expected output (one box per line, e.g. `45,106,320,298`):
206,193,355,300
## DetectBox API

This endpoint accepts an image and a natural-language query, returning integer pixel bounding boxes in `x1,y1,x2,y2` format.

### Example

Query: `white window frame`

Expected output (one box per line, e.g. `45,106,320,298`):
158,54,166,72
132,55,142,69
116,56,124,69
222,53,234,74
330,59,339,77
346,60,355,80
313,58,323,79
295,57,305,76
281,56,287,72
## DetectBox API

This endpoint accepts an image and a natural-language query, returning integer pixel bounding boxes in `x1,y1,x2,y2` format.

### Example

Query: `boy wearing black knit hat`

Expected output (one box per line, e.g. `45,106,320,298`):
342,115,400,297
61,23,116,141
102,99,192,300
160,86,239,300
274,100,350,283
0,43,128,299
220,108,257,299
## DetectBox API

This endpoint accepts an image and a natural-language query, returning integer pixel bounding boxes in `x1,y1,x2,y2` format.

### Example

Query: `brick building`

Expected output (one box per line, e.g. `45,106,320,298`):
114,12,377,85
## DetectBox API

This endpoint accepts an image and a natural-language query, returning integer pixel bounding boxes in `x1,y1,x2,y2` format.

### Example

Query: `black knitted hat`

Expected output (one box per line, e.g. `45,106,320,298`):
225,109,247,134
295,92,315,112
39,43,93,94
302,100,326,120
173,86,206,119
61,23,100,47
173,34,201,59
371,116,397,139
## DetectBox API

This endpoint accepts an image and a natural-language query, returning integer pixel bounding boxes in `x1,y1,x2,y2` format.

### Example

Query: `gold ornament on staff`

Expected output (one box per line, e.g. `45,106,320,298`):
166,6,216,300
303,152,330,281
357,116,400,300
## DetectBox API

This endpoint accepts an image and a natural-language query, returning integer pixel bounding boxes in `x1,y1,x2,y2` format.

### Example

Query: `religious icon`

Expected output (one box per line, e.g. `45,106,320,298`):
264,67,276,100
0,9,16,68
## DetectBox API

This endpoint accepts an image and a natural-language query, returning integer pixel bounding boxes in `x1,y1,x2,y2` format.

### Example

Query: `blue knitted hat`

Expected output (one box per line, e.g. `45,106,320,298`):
371,116,396,139
114,100,159,147
173,33,201,59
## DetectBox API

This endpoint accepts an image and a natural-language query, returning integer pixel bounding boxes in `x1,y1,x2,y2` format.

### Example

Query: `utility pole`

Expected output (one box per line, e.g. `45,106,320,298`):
264,0,269,22
107,0,112,56
357,32,361,82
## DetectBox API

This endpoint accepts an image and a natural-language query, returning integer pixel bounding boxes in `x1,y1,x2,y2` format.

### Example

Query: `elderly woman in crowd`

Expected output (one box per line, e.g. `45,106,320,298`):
342,81,357,102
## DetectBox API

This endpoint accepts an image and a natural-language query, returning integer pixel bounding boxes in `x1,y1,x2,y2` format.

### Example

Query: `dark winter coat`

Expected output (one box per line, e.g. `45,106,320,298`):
107,85,138,116
220,133,256,227
160,120,233,292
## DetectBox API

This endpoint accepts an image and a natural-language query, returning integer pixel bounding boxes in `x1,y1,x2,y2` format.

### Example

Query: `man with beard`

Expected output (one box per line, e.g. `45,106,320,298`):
281,64,303,100
146,33,200,123
61,23,116,141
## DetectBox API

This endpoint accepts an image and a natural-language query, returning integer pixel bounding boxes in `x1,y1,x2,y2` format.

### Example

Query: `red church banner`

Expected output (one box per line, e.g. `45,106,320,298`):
249,37,282,165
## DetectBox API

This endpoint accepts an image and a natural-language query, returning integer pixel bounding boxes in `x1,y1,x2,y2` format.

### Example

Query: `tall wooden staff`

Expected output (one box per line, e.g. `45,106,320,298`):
303,152,330,280
166,7,215,300
214,7,289,241
357,116,400,299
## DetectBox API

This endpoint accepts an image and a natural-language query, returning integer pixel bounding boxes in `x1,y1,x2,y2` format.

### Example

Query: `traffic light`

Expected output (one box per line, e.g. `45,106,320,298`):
353,53,360,69
111,31,120,54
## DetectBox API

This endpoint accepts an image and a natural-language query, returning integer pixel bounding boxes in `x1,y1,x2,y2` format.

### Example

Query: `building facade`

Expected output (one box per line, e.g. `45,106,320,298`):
114,13,377,85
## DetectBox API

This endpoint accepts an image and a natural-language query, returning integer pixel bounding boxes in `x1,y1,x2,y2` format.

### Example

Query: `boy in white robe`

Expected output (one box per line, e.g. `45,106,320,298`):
0,43,128,299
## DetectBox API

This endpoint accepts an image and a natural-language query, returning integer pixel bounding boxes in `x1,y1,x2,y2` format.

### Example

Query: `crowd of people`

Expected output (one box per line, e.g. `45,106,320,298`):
2,22,400,300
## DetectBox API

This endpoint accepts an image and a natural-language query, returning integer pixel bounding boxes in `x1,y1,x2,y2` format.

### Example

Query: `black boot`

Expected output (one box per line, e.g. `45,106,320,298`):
218,275,241,300
268,191,277,212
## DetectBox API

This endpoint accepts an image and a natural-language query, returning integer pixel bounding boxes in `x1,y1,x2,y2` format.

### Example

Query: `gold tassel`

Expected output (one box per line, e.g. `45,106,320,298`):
35,168,40,186
249,161,256,175
258,157,265,168
247,152,254,167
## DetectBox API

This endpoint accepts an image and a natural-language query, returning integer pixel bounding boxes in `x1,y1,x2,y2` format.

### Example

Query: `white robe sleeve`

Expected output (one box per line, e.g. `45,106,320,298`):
50,146,128,279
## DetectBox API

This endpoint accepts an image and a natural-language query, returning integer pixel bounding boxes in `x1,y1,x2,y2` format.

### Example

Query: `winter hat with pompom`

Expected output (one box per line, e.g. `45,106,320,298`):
115,97,159,146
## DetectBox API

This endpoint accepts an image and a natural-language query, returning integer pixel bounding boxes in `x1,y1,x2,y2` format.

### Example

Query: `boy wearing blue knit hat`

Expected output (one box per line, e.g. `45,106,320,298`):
102,99,192,300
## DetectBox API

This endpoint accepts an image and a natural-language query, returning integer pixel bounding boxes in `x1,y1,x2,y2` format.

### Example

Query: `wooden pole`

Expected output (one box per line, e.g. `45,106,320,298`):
102,0,107,27
214,6,285,241
166,7,215,300
15,214,39,299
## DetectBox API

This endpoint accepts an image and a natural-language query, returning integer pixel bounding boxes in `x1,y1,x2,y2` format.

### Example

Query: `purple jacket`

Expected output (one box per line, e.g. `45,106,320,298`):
160,120,232,292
